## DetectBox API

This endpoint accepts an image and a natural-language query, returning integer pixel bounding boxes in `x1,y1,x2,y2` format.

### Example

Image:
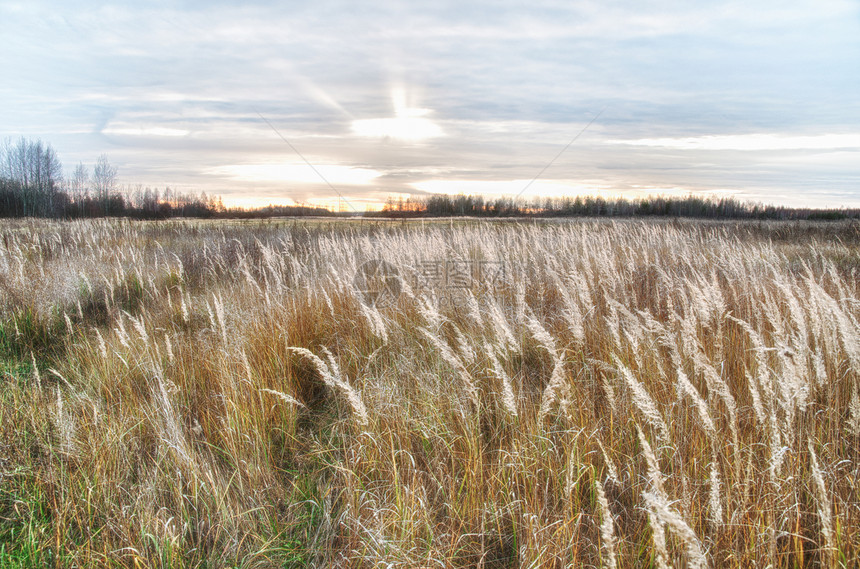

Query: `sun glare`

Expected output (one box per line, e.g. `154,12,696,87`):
351,87,443,141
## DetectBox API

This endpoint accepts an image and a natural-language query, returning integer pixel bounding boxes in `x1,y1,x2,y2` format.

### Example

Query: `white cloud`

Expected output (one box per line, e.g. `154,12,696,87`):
610,133,860,151
209,163,382,185
411,179,603,198
102,125,190,137
352,116,443,141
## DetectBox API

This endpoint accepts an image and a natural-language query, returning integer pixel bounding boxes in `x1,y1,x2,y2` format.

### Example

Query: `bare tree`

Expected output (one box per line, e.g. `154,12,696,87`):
92,154,117,214
70,162,89,202
0,137,63,216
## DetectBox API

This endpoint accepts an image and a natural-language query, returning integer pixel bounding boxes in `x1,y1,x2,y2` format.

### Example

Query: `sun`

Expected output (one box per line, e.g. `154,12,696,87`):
351,87,443,141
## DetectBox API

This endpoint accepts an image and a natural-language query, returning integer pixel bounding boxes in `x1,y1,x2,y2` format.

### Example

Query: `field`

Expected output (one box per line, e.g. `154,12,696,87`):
1,218,859,568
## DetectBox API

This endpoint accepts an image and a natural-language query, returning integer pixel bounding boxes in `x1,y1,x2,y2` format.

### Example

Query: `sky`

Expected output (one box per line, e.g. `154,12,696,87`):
1,1,859,210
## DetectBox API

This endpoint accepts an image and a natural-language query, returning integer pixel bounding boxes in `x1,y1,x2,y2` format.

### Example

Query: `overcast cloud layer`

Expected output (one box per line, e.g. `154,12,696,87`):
1,1,859,209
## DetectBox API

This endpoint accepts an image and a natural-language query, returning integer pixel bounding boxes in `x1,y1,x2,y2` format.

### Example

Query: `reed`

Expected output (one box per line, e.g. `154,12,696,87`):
0,217,857,567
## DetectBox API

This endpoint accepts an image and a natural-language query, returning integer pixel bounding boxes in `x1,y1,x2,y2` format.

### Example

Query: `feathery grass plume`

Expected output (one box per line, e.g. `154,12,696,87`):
671,307,695,355
525,312,558,359
847,387,860,436
164,332,174,364
552,272,585,345
487,297,518,352
515,281,527,324
93,328,108,359
212,292,228,345
320,286,335,318
596,438,620,485
127,311,148,343
760,287,787,345
613,355,670,444
30,351,41,390
259,388,305,409
690,271,725,326
205,298,217,330
811,351,827,390
708,449,723,526
775,345,809,426
806,278,843,361
240,262,263,296
728,315,773,424
775,280,809,348
114,312,130,348
608,298,643,348
819,285,860,372
564,427,586,499
587,358,618,413
64,311,73,335
103,288,112,313
80,272,93,297
52,378,76,456
676,366,716,437
359,301,389,343
287,346,369,426
488,345,517,418
604,302,623,349
827,261,850,302
179,290,189,323
808,443,835,557
691,351,738,439
636,425,664,494
465,290,484,329
417,295,446,329
452,325,476,364
538,356,571,424
153,371,194,467
637,426,670,569
639,308,668,339
769,433,789,479
47,368,73,389
594,475,618,569
744,369,767,427
643,490,709,569
418,326,480,408
240,348,254,386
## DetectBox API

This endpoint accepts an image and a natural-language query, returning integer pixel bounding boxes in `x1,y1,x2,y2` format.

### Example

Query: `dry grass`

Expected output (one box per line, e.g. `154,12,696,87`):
0,217,858,568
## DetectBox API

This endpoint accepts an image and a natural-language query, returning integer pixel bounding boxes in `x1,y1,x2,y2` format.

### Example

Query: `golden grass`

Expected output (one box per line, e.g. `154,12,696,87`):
0,217,858,567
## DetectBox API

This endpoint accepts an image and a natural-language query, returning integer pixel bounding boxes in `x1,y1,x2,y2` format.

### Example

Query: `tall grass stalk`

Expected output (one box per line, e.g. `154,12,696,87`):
0,218,857,567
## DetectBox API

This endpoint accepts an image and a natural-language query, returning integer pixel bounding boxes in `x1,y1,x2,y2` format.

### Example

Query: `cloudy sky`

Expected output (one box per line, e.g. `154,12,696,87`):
2,1,859,210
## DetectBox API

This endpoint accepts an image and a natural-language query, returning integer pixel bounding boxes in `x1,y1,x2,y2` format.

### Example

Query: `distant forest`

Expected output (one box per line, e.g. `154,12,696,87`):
374,194,860,220
2,137,857,221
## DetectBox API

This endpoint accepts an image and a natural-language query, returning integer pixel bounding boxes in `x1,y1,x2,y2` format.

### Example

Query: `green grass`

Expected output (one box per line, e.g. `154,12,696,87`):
0,478,55,568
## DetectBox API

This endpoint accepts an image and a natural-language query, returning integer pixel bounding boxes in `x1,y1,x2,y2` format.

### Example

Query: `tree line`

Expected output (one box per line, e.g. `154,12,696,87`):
0,137,341,220
0,137,224,219
374,193,860,220
4,136,856,221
